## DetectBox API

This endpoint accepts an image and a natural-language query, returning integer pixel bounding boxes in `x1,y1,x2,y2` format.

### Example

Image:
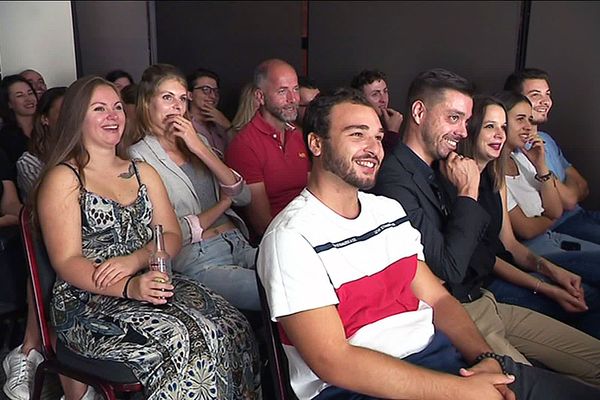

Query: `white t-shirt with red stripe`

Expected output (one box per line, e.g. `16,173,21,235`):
258,189,435,399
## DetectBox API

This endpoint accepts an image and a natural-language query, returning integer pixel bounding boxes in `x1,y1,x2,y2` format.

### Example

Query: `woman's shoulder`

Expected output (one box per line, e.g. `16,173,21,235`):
43,163,82,187
131,159,162,184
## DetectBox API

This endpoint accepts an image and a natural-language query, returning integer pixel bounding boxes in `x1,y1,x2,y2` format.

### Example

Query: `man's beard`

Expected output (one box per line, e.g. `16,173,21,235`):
321,140,377,190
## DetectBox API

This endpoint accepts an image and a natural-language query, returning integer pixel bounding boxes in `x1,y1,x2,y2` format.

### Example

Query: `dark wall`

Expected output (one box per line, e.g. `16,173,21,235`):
527,1,600,209
154,1,303,118
308,1,521,113
72,1,151,81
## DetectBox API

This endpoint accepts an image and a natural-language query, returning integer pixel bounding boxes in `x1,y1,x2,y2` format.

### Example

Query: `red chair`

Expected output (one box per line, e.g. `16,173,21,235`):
19,207,143,400
256,270,298,400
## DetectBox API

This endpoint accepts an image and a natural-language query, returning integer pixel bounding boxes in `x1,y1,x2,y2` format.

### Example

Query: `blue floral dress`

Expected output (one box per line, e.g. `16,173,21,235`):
50,162,260,399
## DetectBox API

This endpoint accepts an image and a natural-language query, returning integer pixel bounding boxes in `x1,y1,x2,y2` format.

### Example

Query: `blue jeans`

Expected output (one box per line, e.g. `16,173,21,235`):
554,208,600,246
486,275,600,339
313,334,600,399
522,230,600,287
176,229,260,311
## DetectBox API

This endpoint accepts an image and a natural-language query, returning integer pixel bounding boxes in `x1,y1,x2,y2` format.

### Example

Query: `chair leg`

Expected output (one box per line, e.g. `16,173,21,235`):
98,384,117,400
30,364,47,400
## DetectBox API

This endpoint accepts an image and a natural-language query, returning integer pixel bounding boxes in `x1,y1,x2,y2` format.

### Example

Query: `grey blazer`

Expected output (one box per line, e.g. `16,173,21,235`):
129,134,251,269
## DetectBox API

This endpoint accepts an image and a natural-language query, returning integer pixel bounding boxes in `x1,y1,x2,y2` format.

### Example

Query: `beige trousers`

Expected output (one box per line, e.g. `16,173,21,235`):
463,289,600,386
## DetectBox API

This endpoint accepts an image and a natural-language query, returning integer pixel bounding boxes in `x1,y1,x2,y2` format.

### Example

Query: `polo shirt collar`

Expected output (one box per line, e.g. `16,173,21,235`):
250,111,298,144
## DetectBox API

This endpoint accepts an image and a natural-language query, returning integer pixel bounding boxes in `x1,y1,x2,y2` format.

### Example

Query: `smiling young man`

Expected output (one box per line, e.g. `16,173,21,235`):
187,68,231,158
350,69,403,152
257,87,599,400
504,68,600,245
372,68,600,387
225,59,310,241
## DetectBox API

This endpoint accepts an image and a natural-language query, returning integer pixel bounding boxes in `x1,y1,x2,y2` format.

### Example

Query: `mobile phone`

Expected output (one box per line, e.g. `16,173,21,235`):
560,240,581,251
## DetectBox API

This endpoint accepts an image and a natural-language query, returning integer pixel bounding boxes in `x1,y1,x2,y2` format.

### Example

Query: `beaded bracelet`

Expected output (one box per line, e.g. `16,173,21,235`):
122,275,135,300
474,352,508,375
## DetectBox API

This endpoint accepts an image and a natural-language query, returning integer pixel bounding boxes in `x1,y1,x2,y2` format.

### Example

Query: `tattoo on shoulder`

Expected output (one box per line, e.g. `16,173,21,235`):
118,164,135,179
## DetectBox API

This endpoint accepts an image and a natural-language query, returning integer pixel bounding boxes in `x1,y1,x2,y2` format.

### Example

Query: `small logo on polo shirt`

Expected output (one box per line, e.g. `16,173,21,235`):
298,152,307,158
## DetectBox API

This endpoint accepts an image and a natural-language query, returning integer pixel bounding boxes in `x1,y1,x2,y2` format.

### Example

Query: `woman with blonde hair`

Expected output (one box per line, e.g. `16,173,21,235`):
129,64,260,311
227,82,259,141
35,75,259,399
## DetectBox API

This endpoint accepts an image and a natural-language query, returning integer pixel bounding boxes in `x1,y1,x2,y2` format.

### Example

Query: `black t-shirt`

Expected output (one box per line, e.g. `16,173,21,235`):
0,123,28,181
0,147,13,203
477,166,517,266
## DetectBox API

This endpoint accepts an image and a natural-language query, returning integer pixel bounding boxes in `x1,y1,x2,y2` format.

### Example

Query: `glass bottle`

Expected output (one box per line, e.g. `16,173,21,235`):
148,224,172,299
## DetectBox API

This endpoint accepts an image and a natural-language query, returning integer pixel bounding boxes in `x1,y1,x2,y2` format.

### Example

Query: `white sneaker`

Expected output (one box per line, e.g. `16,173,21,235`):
2,344,44,400
59,385,103,400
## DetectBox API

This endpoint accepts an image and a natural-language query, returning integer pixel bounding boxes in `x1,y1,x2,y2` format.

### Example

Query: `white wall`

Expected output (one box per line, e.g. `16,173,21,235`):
0,1,77,88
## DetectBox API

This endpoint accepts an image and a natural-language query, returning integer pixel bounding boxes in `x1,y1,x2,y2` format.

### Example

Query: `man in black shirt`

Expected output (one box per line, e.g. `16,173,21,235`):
372,68,600,385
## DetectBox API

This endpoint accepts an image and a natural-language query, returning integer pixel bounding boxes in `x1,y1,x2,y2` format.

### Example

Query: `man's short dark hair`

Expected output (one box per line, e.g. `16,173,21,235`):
298,76,318,90
187,68,220,89
503,68,550,93
406,68,474,109
303,87,373,158
350,70,387,91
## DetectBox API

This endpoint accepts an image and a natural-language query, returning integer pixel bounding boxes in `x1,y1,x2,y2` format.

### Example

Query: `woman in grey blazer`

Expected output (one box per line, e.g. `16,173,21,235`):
128,64,259,311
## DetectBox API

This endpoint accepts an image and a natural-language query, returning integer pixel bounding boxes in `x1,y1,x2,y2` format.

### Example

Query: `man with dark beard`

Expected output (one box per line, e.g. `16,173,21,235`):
371,68,600,384
226,59,310,241
257,88,599,400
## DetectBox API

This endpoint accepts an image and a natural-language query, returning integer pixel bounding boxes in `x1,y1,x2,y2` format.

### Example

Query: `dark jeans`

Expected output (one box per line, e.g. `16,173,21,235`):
554,208,600,246
486,273,600,340
314,332,600,400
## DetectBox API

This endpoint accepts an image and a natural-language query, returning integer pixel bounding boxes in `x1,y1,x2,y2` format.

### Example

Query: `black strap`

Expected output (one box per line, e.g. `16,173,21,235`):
59,162,84,189
131,160,142,186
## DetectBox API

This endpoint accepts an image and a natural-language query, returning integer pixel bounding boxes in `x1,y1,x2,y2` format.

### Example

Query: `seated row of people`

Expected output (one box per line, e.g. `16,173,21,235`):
1,60,599,400
258,86,600,399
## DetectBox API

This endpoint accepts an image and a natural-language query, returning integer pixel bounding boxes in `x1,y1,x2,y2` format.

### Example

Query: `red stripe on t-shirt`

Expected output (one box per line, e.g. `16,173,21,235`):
336,254,419,338
278,254,419,345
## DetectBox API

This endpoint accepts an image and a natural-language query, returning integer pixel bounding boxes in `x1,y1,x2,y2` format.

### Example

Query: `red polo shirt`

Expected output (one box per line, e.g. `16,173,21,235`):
225,112,310,217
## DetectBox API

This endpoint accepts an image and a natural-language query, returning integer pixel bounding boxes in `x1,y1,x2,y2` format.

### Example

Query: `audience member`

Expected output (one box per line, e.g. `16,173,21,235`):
350,69,403,152
297,76,320,126
228,82,259,140
34,75,259,399
497,91,600,304
371,69,600,382
226,59,310,240
129,64,259,310
16,86,66,199
20,69,47,99
504,68,600,245
105,69,134,93
186,68,231,158
0,148,22,227
4,88,65,400
459,95,600,367
0,75,37,171
258,88,599,400
0,147,28,400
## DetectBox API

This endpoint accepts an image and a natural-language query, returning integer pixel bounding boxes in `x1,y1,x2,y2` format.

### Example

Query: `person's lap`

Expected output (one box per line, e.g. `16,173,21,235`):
177,229,260,310
486,276,600,339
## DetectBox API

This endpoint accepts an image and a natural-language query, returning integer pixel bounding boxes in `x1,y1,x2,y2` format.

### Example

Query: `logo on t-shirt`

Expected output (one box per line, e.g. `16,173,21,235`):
298,152,307,158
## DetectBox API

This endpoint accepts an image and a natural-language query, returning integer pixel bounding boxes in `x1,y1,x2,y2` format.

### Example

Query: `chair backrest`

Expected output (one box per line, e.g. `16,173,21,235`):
19,206,56,359
256,270,297,400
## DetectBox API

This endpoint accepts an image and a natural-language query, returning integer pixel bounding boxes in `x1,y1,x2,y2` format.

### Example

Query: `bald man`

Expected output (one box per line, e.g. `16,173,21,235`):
226,59,310,241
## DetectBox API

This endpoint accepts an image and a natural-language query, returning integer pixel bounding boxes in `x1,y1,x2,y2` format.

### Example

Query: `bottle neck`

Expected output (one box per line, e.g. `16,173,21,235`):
154,225,165,252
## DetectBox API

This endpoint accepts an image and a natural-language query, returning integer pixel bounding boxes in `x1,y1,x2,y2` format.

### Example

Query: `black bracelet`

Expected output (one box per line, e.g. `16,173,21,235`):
534,171,553,182
474,352,508,375
122,276,135,300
